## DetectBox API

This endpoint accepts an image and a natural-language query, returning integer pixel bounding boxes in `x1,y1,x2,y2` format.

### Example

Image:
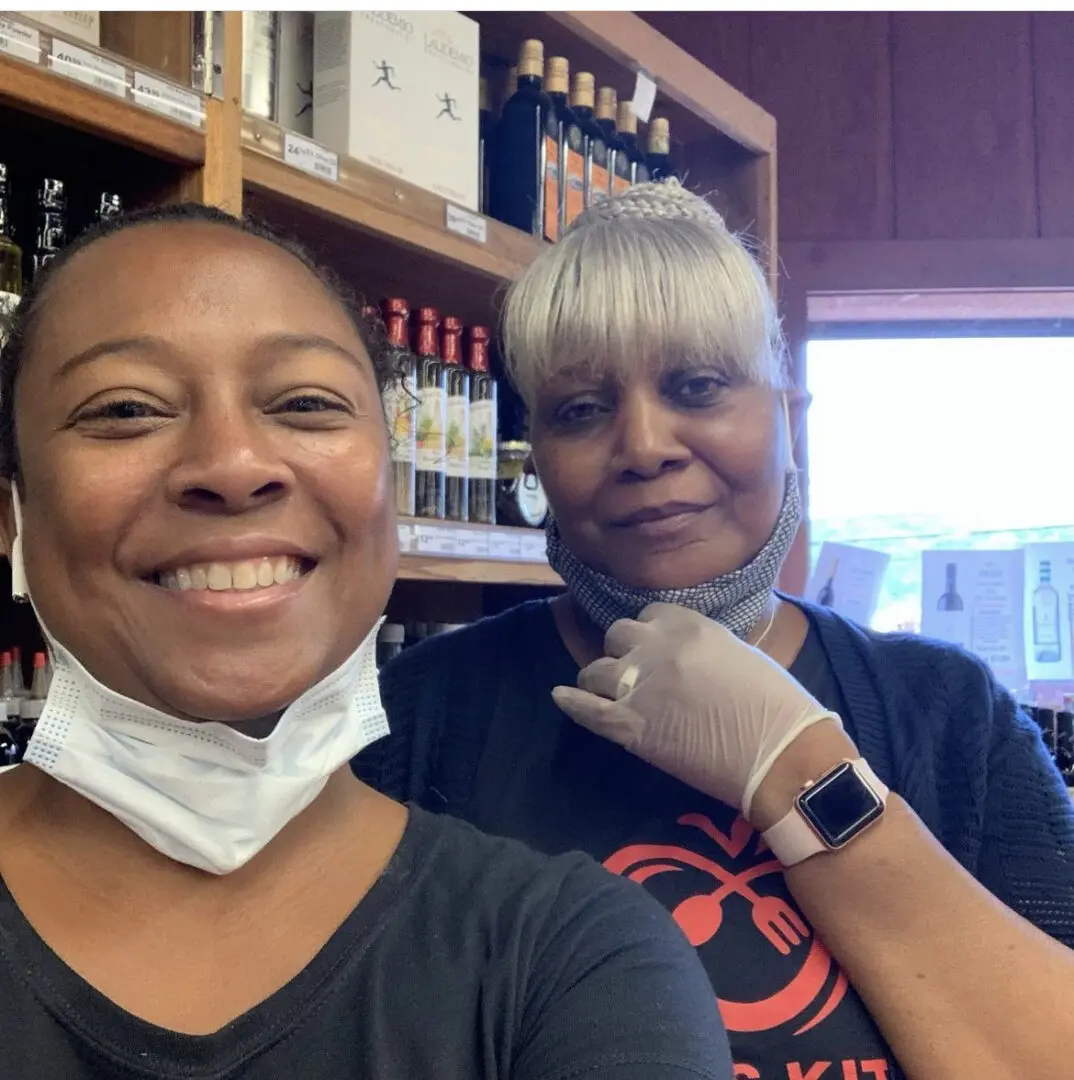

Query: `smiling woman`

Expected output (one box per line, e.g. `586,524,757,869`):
0,203,733,1080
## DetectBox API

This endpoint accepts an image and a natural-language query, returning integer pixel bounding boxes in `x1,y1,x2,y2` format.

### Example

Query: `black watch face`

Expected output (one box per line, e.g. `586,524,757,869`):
797,762,884,848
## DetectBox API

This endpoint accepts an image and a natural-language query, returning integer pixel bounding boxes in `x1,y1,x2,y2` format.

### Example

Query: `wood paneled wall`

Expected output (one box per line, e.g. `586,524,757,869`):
645,11,1074,244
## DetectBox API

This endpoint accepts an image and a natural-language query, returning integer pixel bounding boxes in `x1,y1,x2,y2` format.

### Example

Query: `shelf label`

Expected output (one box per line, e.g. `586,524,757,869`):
133,71,205,129
631,69,658,125
413,525,458,557
519,533,548,563
48,39,127,99
283,132,339,183
0,17,41,63
488,531,523,561
454,529,490,558
445,203,487,245
396,523,414,553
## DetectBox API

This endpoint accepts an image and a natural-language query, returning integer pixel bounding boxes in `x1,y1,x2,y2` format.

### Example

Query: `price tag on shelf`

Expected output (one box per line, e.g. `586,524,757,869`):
631,68,658,124
519,533,548,563
445,203,487,245
283,132,339,183
488,531,523,561
48,39,127,99
396,523,415,554
413,525,459,557
132,71,205,129
454,529,490,558
0,17,41,63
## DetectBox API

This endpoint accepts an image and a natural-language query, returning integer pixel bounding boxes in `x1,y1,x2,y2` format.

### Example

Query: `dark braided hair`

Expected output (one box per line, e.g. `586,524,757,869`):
0,201,396,483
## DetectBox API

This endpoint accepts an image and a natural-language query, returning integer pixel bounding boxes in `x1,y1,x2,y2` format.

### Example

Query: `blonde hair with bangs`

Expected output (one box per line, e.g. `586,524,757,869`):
501,180,786,407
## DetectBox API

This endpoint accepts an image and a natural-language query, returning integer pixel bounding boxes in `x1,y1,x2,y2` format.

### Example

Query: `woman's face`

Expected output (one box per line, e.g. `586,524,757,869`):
531,365,788,590
4,222,397,723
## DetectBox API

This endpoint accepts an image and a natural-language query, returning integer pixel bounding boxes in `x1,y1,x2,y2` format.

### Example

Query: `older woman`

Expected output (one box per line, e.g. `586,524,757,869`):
366,181,1074,1080
0,202,733,1079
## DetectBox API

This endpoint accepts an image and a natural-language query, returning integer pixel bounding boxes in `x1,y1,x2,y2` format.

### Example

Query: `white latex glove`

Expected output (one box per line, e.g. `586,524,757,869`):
552,602,843,819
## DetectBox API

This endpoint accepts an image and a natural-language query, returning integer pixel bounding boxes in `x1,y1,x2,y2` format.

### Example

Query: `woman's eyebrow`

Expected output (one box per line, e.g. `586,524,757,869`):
54,337,171,382
255,333,367,371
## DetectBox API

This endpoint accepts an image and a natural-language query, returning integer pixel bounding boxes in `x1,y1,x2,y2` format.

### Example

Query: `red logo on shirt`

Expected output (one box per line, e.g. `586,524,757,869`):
604,812,848,1036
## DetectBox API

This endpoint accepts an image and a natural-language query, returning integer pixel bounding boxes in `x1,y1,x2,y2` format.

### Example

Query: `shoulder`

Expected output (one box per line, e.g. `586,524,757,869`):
415,810,733,1080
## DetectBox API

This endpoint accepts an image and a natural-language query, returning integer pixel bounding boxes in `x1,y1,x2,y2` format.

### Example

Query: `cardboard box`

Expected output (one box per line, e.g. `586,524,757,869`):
313,11,479,210
27,11,100,46
276,11,313,136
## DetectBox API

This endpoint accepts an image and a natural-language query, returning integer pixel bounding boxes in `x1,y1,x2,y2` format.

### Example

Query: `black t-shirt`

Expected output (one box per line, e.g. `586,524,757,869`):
372,602,904,1080
0,805,732,1080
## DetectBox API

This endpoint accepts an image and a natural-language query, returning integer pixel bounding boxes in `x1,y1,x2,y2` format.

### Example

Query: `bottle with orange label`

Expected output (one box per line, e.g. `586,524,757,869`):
594,87,619,202
542,55,574,242
570,72,609,207
552,59,587,231
489,39,551,237
616,100,648,185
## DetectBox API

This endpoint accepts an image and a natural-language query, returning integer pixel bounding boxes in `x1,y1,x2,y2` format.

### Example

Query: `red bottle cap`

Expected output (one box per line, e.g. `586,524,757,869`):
413,307,441,358
32,652,45,668
467,326,490,372
441,316,464,366
382,298,410,349
1,652,10,666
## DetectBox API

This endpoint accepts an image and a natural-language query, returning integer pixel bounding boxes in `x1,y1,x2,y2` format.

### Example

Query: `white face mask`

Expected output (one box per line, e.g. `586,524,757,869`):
9,486,390,875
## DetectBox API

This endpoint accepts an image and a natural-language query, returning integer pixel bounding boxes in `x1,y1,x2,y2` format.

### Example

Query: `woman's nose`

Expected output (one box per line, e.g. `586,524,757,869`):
612,395,690,480
165,413,293,514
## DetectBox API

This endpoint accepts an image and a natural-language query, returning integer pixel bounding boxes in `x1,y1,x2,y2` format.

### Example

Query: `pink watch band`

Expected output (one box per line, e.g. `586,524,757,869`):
762,757,888,868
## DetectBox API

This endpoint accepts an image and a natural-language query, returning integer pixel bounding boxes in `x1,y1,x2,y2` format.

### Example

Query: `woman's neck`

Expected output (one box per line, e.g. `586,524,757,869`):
551,591,808,671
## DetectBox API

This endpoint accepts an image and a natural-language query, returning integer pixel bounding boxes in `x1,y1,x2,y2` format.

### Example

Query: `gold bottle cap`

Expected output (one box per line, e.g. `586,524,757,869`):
571,71,595,109
479,74,489,111
616,100,637,135
648,116,670,154
545,55,569,95
505,65,518,98
517,38,544,79
595,86,617,121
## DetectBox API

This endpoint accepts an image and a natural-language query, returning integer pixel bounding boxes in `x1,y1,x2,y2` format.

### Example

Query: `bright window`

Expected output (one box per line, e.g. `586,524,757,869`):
806,335,1074,632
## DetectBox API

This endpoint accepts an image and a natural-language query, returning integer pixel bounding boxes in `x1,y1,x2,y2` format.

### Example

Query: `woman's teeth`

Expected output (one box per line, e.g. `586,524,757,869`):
157,556,305,592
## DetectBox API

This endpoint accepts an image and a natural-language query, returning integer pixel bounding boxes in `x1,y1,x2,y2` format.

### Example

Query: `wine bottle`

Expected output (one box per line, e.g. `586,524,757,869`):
543,55,575,241
467,325,497,525
595,87,619,202
617,100,648,185
413,307,446,519
381,298,417,517
96,192,123,223
570,72,609,208
32,178,67,280
647,117,678,182
1033,560,1062,664
442,315,469,522
0,164,22,329
489,39,551,236
817,559,838,607
937,562,964,611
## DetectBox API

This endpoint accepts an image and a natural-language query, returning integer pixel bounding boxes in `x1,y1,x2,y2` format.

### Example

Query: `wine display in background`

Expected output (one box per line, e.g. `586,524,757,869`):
467,326,497,525
647,117,678,182
569,72,608,212
489,39,551,236
937,562,964,612
380,298,417,517
442,316,470,522
32,178,67,279
478,76,493,217
0,165,21,321
816,559,838,606
414,307,446,519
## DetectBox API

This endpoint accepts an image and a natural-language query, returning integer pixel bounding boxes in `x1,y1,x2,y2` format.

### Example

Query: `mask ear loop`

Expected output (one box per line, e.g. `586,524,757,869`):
781,392,797,476
10,483,29,602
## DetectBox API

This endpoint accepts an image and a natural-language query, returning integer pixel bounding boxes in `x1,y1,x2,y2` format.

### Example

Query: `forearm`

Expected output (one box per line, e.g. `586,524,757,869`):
752,724,1074,1080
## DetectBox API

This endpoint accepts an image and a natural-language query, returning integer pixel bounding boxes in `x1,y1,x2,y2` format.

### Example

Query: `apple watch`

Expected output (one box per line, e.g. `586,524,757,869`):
762,757,888,868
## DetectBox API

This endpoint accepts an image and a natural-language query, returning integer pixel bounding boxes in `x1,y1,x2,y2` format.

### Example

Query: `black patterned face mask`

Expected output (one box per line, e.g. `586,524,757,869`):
545,469,802,636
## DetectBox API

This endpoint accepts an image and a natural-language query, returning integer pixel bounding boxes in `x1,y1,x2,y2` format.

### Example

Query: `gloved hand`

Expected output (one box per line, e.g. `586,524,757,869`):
552,602,843,820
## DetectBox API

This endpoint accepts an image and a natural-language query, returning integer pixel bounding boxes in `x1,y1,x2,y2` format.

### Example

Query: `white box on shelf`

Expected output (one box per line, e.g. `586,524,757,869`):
28,11,99,46
313,10,479,209
276,11,313,136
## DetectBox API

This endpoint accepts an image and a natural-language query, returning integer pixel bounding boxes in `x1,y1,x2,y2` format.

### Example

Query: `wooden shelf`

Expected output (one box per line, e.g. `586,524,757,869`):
395,519,561,588
0,47,203,165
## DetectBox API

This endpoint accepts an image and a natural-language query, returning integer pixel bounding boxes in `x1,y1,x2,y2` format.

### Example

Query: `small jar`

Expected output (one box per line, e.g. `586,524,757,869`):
496,441,548,528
